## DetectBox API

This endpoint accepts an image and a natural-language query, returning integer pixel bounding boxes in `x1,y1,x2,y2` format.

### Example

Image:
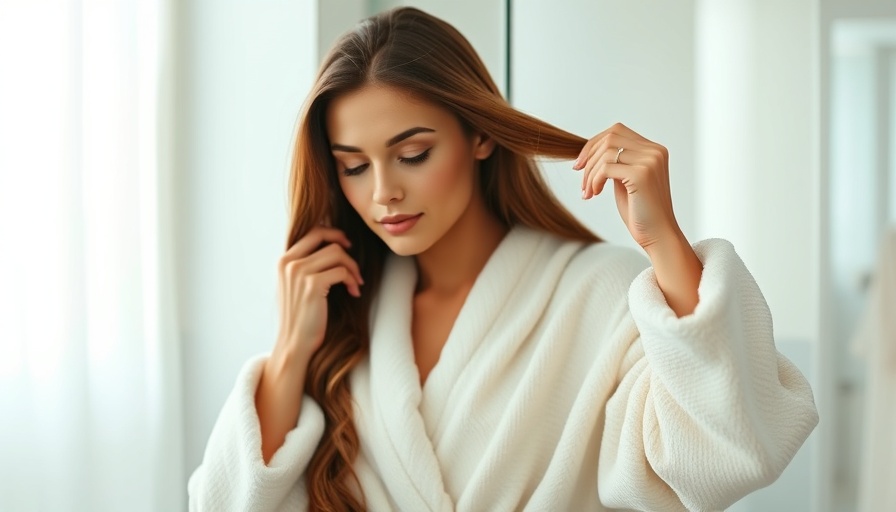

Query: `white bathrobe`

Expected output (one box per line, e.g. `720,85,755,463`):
188,226,818,511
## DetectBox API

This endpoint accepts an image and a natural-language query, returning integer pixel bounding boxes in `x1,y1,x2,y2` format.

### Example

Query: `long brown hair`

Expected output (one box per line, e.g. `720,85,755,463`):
287,6,600,510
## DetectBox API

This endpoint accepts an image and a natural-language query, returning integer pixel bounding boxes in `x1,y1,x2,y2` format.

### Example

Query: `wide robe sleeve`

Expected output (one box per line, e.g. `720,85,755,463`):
187,354,326,511
597,239,819,512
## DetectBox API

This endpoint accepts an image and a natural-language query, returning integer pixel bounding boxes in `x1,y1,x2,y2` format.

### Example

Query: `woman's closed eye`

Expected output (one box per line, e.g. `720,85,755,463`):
398,147,431,165
342,163,368,177
341,148,432,177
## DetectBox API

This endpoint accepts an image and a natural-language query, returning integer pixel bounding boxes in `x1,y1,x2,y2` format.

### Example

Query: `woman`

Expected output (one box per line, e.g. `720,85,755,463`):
189,7,818,511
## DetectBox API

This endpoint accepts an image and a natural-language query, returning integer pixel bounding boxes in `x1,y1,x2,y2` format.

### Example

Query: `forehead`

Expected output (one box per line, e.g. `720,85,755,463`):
325,85,455,145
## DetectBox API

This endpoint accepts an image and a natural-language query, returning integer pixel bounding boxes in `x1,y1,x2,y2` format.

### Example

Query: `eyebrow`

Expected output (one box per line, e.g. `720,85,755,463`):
330,127,436,153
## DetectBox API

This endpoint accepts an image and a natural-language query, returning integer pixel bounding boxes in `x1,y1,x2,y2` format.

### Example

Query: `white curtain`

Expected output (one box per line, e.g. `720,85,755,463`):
0,1,184,510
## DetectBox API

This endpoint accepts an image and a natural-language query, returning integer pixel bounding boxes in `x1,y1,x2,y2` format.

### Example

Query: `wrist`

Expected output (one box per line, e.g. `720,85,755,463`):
644,228,703,317
643,226,690,262
264,344,311,388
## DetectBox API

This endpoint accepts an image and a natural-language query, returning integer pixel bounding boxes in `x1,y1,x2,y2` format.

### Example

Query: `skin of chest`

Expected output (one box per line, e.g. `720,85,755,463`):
411,286,472,384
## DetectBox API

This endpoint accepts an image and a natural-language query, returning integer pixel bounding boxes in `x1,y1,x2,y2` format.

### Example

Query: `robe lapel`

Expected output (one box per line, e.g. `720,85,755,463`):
362,226,574,509
419,227,544,426
365,254,453,511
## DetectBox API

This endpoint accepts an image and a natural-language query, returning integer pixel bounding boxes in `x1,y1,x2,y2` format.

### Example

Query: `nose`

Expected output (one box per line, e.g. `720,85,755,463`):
372,165,403,205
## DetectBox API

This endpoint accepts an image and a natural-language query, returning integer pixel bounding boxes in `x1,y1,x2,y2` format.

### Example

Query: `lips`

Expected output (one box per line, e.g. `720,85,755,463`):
378,213,422,235
379,213,421,224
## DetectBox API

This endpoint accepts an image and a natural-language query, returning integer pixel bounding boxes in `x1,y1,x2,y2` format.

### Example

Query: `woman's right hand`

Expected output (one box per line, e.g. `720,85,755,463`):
256,226,363,464
274,226,364,362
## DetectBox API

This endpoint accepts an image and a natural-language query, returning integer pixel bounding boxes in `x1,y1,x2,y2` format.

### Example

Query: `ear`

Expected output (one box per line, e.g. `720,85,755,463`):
473,133,496,160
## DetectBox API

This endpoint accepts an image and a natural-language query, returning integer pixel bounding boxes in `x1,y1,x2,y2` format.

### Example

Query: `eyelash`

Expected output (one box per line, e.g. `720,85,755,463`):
399,148,431,165
341,148,432,177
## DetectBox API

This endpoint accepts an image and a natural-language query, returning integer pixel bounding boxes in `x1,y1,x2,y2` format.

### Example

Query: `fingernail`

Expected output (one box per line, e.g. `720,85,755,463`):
582,189,588,199
573,157,581,169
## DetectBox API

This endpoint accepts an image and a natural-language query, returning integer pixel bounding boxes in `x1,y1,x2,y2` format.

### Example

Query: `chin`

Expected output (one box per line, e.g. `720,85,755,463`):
382,237,429,256
374,228,439,256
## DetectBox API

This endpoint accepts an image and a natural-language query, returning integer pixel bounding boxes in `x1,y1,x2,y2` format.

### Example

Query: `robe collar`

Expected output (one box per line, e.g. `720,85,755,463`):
364,225,550,509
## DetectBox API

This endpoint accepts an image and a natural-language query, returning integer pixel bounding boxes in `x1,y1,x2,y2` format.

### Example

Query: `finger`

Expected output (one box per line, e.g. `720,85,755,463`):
599,163,650,195
581,147,609,194
606,123,669,163
575,123,650,170
573,142,592,170
583,132,644,172
296,242,364,286
573,131,604,170
580,135,613,189
581,153,608,198
581,135,642,192
308,266,362,298
283,227,352,261
585,160,612,199
575,130,610,171
574,122,628,169
588,159,651,199
582,157,606,194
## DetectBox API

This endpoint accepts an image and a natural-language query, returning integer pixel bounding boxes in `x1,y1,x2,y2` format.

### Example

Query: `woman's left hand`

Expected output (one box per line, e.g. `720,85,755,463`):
574,123,703,317
573,122,681,252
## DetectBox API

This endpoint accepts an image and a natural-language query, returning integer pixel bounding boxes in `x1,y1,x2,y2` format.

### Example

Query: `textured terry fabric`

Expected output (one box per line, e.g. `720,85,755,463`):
188,226,818,511
187,354,326,511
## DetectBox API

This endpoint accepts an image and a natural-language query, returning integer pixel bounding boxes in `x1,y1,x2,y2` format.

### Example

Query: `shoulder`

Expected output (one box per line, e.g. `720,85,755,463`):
523,227,651,300
521,231,648,347
568,239,650,280
557,235,652,293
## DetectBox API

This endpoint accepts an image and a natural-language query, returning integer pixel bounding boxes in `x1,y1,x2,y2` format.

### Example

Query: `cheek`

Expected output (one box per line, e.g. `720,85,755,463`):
425,151,476,199
338,178,367,213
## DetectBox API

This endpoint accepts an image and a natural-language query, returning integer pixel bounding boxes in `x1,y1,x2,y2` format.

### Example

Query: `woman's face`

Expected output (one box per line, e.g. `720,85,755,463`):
326,85,495,256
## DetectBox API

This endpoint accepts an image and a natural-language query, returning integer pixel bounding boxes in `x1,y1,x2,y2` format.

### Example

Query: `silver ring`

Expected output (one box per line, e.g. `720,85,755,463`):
614,147,624,164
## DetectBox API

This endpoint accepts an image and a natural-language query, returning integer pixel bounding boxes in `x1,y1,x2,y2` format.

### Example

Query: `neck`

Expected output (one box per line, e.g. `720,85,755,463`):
414,200,507,295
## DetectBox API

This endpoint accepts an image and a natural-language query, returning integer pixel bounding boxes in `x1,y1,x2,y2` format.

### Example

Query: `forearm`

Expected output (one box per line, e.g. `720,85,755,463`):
255,345,309,464
645,231,703,317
